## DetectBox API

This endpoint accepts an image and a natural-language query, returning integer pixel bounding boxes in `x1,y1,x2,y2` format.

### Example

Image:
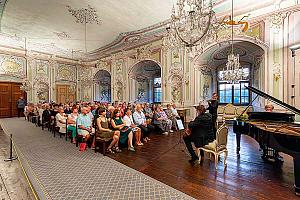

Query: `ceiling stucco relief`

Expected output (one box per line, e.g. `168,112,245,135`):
54,32,71,40
66,5,101,25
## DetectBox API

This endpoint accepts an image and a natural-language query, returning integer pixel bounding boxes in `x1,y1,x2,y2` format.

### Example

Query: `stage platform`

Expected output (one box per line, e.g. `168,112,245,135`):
0,118,194,200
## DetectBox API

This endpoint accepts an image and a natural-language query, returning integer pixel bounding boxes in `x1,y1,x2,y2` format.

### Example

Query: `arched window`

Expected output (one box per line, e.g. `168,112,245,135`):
217,67,250,105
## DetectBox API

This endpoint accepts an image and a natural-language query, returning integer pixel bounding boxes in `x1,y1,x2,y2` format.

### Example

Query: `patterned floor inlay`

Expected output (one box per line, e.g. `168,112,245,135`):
0,118,194,200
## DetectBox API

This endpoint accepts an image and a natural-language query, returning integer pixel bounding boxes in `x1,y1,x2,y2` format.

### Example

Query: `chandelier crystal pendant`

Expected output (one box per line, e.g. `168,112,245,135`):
219,0,244,84
166,0,215,53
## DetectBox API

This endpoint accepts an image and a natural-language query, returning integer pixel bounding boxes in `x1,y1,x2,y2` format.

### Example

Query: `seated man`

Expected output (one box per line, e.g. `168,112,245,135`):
133,104,154,142
183,105,214,163
123,108,143,146
77,107,92,143
42,104,52,126
265,103,274,112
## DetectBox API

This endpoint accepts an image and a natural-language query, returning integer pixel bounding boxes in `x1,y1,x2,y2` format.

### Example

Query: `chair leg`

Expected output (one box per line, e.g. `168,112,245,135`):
94,141,97,153
215,153,218,170
102,142,106,156
224,150,228,166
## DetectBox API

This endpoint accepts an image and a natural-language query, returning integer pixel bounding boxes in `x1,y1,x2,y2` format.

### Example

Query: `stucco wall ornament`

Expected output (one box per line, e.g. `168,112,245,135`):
56,64,76,82
0,55,26,78
267,12,288,33
96,59,111,72
135,45,152,61
273,63,282,81
20,79,32,92
194,64,212,76
33,74,50,101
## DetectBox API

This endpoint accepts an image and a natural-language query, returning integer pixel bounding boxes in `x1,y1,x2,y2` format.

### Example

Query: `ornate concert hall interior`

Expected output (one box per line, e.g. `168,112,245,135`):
0,0,300,199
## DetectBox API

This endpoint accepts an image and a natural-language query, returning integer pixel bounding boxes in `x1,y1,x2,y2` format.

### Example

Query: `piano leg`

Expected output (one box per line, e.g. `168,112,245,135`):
236,132,241,155
294,156,300,196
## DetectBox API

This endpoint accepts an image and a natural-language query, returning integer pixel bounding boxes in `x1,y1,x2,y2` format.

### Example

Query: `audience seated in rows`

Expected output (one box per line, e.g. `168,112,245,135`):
23,100,183,154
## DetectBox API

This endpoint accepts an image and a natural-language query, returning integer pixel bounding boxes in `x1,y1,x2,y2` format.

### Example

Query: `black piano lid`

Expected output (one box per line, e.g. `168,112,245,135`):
246,86,300,116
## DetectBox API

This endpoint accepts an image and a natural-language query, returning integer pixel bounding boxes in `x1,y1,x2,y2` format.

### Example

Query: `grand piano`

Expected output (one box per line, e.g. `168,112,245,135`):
233,86,300,196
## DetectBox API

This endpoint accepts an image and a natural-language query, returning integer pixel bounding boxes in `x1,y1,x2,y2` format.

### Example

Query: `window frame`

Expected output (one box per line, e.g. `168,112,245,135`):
217,80,251,106
153,77,162,103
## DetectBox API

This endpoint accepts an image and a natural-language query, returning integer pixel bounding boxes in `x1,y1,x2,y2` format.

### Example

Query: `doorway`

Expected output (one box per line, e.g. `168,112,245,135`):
0,82,26,118
56,85,76,104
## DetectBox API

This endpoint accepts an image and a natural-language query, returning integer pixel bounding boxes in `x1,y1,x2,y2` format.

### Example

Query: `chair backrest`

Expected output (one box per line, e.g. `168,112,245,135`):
235,106,246,116
216,125,228,149
217,106,224,115
224,104,236,115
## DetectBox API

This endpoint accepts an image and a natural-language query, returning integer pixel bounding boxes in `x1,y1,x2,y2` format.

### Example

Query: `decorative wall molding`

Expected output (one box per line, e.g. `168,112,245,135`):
56,64,76,82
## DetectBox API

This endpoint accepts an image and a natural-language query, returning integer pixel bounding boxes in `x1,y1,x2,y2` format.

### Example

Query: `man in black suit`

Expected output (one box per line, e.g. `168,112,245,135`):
42,104,52,125
183,105,214,163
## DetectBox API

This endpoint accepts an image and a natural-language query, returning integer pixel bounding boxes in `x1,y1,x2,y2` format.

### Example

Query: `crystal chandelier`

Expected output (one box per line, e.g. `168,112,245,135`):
219,0,244,84
166,0,215,53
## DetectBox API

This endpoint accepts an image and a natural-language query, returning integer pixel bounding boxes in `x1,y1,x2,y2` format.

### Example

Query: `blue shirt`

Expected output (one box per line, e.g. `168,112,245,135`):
77,114,92,134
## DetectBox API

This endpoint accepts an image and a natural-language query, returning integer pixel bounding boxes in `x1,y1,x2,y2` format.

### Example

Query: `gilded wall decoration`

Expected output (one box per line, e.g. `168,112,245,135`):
56,64,76,82
115,81,123,102
0,54,26,78
35,60,49,75
170,75,183,103
33,74,50,102
267,12,287,32
135,45,152,61
273,63,282,81
96,59,111,73
194,64,212,76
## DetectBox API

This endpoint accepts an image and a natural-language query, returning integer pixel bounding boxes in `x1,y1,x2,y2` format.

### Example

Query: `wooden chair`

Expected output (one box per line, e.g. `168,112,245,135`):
94,136,112,156
75,122,84,147
65,119,73,143
197,125,229,169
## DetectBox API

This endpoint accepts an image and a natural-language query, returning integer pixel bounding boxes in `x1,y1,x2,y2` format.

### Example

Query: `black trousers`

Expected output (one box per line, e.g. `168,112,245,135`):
183,136,204,159
138,124,154,138
17,108,24,118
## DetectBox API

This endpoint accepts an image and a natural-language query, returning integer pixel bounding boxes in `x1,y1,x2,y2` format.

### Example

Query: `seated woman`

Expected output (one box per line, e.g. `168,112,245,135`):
67,106,79,144
165,104,178,131
111,109,135,151
55,106,67,133
183,105,214,163
153,105,172,135
123,108,143,146
96,107,121,153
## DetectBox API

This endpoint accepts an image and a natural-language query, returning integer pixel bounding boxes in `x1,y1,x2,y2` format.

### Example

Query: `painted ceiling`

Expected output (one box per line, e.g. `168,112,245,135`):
0,0,293,59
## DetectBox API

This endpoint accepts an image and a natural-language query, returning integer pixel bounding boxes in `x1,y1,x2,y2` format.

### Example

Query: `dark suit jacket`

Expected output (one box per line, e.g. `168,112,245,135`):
188,113,214,145
42,109,52,122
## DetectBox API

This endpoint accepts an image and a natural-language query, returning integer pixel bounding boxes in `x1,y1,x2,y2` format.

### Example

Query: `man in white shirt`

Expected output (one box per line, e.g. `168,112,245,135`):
123,108,143,146
133,104,154,142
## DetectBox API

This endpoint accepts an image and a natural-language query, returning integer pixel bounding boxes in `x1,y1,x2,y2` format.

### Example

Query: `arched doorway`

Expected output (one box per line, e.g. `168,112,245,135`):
94,70,111,102
194,40,265,107
129,60,161,103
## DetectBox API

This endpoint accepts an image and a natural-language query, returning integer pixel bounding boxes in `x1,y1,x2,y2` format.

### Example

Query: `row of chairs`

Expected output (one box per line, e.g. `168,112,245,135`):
31,116,111,155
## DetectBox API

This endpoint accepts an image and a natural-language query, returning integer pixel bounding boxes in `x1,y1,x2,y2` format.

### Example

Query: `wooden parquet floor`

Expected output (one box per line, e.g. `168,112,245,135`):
110,127,298,200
